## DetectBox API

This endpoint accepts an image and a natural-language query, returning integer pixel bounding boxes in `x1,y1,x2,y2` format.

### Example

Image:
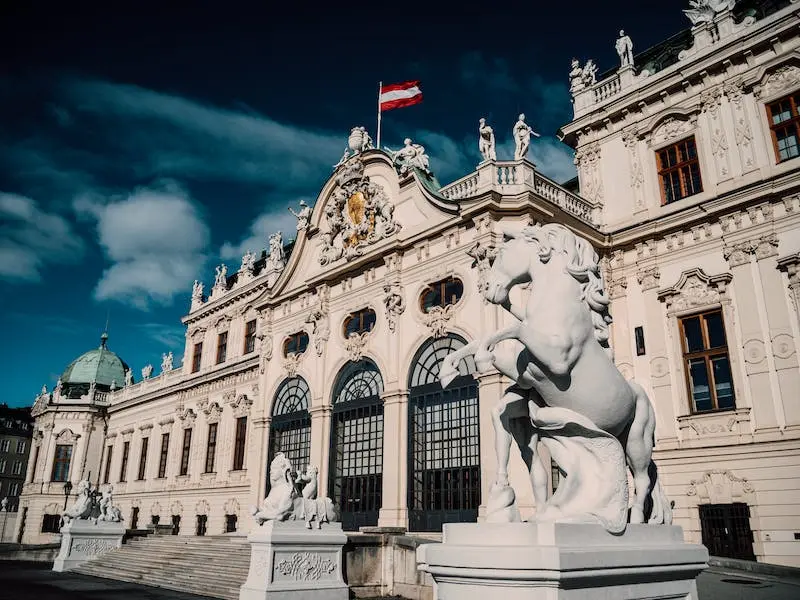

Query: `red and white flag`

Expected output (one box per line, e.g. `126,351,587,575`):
379,80,423,112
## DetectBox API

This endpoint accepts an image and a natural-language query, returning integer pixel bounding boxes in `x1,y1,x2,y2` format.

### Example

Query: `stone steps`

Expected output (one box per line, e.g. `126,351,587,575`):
71,534,252,600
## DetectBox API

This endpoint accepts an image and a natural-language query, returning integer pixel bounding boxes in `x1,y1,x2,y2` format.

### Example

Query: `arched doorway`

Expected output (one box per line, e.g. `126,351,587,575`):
267,377,312,493
407,335,480,531
328,359,384,531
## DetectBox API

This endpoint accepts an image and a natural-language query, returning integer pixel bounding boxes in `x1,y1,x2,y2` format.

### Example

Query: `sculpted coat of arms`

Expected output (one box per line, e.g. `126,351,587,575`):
319,156,400,266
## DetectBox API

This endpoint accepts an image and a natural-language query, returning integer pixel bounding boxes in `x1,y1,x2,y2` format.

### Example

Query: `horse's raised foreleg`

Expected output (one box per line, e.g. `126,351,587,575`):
475,324,523,373
624,381,656,524
439,341,480,388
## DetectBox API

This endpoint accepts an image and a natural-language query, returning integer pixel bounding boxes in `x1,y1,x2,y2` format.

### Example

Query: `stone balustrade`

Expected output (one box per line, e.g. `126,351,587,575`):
439,159,600,225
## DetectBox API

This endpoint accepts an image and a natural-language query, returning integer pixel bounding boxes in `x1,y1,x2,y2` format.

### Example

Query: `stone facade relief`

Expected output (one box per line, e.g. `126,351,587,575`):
657,268,733,313
723,79,756,172
382,283,406,332
283,351,304,378
423,304,455,339
305,287,330,357
319,156,400,266
686,469,754,504
466,241,498,300
621,129,645,210
649,114,698,147
636,266,661,291
777,253,800,318
701,86,731,180
755,63,800,100
574,142,603,205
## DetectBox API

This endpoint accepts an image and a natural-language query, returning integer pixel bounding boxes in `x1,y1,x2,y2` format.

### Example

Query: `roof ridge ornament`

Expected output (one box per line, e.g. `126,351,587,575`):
683,0,737,26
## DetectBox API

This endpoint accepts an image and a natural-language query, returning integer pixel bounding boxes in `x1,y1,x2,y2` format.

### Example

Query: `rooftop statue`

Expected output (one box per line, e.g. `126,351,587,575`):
161,351,173,373
124,369,132,387
239,249,256,275
582,59,598,87
616,30,634,68
513,113,540,161
684,0,737,25
288,199,313,231
478,118,497,162
440,224,671,532
141,364,153,379
266,231,286,271
251,453,339,529
387,137,431,176
214,263,228,289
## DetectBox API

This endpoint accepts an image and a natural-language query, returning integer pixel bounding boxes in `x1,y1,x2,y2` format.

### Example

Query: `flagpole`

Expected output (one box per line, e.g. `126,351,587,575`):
377,81,382,149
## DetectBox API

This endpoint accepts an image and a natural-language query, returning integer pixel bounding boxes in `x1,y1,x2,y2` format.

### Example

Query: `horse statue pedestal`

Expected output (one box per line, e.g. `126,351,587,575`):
239,521,348,600
417,522,708,600
52,519,125,572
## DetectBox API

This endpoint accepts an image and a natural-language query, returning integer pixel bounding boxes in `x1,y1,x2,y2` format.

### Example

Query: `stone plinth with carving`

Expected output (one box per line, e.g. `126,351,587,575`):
239,521,348,600
52,518,125,572
417,522,708,600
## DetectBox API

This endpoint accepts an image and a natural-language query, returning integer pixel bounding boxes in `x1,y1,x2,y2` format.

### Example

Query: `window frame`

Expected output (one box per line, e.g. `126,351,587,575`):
103,445,113,484
191,342,203,373
204,422,218,473
766,92,800,163
216,331,228,364
283,331,309,357
179,429,192,476
119,440,130,483
655,135,703,205
244,319,257,354
343,307,377,337
137,437,149,481
678,309,736,414
419,277,464,314
51,444,72,482
232,417,247,471
158,433,170,478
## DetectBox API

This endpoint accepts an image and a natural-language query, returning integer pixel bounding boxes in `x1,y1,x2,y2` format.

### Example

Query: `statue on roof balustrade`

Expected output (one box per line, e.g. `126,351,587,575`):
288,200,313,232
569,59,585,94
387,137,431,176
478,118,496,162
616,30,634,68
513,113,540,160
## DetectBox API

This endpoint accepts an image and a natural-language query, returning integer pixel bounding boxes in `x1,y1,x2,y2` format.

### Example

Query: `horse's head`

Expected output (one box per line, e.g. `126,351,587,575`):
269,452,293,486
484,227,533,304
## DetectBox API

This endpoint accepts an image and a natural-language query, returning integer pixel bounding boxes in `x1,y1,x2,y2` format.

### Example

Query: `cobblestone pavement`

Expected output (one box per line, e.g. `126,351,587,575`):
0,561,798,599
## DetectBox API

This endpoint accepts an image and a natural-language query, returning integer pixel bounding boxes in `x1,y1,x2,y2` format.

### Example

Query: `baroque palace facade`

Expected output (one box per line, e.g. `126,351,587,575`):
17,0,800,567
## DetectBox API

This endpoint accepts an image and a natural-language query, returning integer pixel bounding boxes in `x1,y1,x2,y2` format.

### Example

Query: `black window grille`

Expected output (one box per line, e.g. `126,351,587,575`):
225,514,238,533
151,514,160,526
329,359,384,531
130,506,139,529
171,514,181,535
267,377,311,494
408,335,480,532
41,513,61,533
699,503,755,561
196,514,207,536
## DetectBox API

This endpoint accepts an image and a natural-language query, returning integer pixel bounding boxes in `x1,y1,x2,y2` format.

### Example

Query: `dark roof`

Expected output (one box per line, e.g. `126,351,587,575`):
0,403,33,437
595,0,792,81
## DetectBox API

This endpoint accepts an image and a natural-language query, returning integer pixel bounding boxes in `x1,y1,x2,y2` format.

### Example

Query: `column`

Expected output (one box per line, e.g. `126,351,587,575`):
755,237,800,427
378,389,408,529
637,267,679,443
309,405,331,498
250,416,269,509
724,241,780,431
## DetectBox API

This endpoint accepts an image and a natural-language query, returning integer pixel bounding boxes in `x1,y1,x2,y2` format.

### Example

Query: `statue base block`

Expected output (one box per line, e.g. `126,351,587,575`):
52,519,125,572
239,521,348,600
417,522,708,600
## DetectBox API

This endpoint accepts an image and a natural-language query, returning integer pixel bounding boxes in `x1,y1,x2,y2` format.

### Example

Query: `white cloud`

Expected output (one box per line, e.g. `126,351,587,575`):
0,192,85,282
74,182,210,310
134,322,186,350
220,206,298,261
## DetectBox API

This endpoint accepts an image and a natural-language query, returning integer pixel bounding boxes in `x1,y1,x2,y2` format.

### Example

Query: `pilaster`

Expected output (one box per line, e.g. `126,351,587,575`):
309,405,331,498
378,389,409,529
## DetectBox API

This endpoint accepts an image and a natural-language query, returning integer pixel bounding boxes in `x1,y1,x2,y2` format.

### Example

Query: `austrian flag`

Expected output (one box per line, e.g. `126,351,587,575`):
379,81,423,111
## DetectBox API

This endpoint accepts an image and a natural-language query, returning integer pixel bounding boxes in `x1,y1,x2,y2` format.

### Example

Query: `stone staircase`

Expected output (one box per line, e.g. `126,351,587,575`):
71,534,251,600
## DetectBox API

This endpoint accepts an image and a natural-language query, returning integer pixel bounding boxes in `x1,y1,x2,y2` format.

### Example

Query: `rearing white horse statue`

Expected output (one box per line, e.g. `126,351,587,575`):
440,223,670,527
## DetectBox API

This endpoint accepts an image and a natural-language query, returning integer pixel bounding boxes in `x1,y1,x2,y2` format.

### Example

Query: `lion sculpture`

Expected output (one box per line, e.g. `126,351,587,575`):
251,453,338,529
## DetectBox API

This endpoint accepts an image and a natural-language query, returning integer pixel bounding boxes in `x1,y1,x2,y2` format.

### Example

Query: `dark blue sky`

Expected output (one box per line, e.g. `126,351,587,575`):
0,1,691,407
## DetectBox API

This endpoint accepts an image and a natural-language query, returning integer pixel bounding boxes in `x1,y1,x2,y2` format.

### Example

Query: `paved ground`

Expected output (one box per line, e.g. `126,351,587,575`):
0,561,798,599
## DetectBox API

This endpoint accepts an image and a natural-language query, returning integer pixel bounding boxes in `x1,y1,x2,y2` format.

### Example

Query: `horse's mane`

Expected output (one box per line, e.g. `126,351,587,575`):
520,223,613,347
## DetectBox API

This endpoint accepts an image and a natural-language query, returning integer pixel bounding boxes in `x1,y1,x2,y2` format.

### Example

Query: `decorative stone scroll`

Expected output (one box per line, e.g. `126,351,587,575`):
305,287,330,357
382,283,406,332
657,267,732,312
466,241,498,301
756,64,800,100
319,155,400,266
344,332,370,362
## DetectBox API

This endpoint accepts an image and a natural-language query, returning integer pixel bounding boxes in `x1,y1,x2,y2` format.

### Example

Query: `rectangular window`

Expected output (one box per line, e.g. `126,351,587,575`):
767,93,800,162
680,309,736,413
180,429,192,476
158,433,170,478
192,342,203,373
137,437,149,480
16,440,26,454
216,332,228,364
204,423,218,473
103,445,114,484
41,514,62,533
232,417,247,471
0,459,6,473
10,482,19,496
225,514,238,533
634,326,646,356
244,320,257,354
0,440,9,452
196,514,208,536
656,136,703,204
51,445,72,482
119,441,130,482
12,461,22,475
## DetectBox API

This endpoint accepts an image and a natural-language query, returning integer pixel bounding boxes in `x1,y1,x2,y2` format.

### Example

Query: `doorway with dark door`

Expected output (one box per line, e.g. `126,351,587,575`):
699,502,756,561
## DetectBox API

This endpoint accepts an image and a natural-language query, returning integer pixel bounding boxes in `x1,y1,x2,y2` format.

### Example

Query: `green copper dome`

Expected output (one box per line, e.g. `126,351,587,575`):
60,333,131,398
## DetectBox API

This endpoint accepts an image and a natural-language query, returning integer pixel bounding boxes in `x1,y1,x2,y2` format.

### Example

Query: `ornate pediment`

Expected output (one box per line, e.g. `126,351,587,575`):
319,155,401,266
686,469,753,504
650,114,698,147
55,428,80,443
657,267,732,312
758,64,800,100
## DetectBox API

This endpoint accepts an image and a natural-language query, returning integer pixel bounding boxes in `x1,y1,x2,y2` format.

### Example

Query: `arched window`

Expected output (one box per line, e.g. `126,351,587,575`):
407,335,480,532
343,308,377,337
267,377,311,493
420,277,464,313
283,331,309,357
328,359,384,531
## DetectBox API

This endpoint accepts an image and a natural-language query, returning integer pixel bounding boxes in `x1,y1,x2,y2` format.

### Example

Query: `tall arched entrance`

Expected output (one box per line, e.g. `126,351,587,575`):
328,359,384,531
407,335,480,531
267,377,312,493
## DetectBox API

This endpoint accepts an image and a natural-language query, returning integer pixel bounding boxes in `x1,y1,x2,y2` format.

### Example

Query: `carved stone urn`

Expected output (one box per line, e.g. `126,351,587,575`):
348,127,365,153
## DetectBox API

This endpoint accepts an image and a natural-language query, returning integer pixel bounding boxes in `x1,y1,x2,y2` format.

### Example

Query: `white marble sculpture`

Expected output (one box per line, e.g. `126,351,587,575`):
213,264,228,294
684,0,737,25
160,352,173,373
440,223,671,531
251,453,338,529
349,126,373,154
62,479,94,523
265,232,286,274
141,364,153,379
288,200,312,231
96,486,123,523
512,113,540,160
387,137,431,176
478,118,497,162
582,59,598,87
569,59,585,94
124,369,132,387
0,497,8,512
616,30,634,68
239,250,256,275
319,156,401,266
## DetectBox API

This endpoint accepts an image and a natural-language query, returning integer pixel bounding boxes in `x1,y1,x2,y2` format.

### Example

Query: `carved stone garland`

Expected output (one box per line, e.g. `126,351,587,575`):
305,287,330,357
723,79,755,172
319,156,401,266
574,142,603,204
466,241,497,301
701,86,730,180
424,304,456,339
382,283,406,332
621,129,645,210
344,332,370,362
